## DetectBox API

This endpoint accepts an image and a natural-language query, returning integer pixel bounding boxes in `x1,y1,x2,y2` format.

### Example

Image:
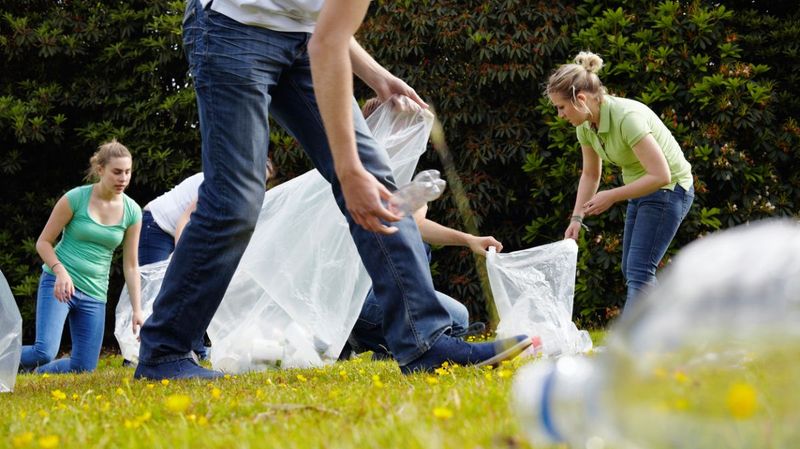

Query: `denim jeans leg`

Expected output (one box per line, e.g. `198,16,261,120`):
269,54,451,366
436,292,469,335
138,4,283,364
348,288,389,355
621,185,694,317
37,292,105,374
138,211,176,265
20,272,68,369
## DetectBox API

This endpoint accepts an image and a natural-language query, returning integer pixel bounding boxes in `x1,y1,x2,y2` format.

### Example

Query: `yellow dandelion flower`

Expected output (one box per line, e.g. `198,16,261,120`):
484,372,493,381
198,416,209,426
38,435,59,449
484,365,494,370
432,407,453,419
256,389,264,399
339,370,347,378
673,398,689,410
115,388,125,396
146,384,155,389
727,383,757,419
425,376,439,385
124,419,137,429
224,374,232,379
11,432,34,448
434,367,448,376
500,360,511,366
161,379,170,386
673,371,689,384
296,374,307,382
100,402,111,412
19,411,27,419
358,369,365,375
497,369,512,379
265,378,273,385
51,390,66,401
165,394,192,414
441,361,450,368
210,388,222,399
95,395,103,401
187,414,197,422
41,373,50,379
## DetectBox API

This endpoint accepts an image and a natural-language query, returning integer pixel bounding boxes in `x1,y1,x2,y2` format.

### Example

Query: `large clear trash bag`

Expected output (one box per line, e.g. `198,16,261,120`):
207,101,435,372
514,219,800,449
486,239,592,357
114,259,171,364
0,270,22,392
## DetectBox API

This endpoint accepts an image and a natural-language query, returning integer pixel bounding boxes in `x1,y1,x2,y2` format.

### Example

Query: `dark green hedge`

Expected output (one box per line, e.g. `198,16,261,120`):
1,0,798,346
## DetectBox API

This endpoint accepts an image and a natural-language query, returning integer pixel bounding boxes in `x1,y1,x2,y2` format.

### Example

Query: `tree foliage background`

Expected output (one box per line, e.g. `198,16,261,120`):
1,0,798,347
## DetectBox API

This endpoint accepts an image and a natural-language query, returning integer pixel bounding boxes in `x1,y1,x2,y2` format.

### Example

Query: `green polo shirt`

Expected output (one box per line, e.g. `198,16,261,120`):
42,185,142,302
576,96,693,191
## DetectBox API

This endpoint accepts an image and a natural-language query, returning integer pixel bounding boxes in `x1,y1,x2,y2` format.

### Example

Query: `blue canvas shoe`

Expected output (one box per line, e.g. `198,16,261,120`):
133,357,224,380
400,334,537,374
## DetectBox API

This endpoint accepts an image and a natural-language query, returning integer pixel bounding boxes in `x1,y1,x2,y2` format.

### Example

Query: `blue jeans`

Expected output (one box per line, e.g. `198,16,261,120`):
621,184,694,316
137,210,208,359
20,272,106,373
351,289,469,356
138,210,175,266
349,244,469,355
138,0,451,366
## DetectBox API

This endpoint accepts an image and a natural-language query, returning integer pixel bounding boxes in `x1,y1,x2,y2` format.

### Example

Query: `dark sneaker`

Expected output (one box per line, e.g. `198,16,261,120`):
400,334,536,374
133,357,224,380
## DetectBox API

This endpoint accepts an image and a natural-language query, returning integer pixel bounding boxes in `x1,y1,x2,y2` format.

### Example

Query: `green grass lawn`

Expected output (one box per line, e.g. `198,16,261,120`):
4,344,567,449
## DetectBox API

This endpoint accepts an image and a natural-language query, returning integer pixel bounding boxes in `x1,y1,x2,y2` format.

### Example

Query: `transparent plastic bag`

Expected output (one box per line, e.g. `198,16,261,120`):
486,239,592,357
0,270,22,392
114,259,171,364
209,101,434,372
514,219,800,449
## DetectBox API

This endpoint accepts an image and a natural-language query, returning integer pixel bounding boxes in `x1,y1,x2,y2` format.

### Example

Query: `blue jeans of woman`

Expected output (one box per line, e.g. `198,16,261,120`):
621,184,694,317
137,0,451,367
20,272,106,373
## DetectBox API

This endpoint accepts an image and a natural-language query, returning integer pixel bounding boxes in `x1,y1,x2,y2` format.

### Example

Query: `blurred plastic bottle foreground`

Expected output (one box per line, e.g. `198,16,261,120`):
0,270,22,393
514,220,800,449
388,169,446,216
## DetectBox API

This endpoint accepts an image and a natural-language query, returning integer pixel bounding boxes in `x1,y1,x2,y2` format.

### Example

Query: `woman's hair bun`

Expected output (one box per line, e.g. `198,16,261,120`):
574,51,603,74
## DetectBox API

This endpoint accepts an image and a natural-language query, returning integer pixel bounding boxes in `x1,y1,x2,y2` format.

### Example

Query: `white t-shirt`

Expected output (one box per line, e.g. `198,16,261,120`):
202,0,324,33
146,173,204,237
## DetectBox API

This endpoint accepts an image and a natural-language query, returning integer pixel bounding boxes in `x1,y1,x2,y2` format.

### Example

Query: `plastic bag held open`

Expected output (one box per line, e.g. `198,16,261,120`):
486,239,592,357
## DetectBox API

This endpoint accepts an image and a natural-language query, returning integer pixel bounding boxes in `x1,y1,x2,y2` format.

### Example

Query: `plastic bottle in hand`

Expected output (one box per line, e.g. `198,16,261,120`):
513,220,800,449
388,169,446,216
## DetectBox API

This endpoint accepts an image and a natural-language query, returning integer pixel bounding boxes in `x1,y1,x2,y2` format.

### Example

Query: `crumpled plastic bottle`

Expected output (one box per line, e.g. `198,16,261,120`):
513,220,800,449
388,169,446,216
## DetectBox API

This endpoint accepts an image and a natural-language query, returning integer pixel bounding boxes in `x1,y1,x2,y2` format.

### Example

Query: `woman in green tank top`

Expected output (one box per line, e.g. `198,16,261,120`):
20,140,143,373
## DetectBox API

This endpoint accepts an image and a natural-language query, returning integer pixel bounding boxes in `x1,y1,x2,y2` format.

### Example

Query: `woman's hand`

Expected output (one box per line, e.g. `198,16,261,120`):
564,220,583,240
53,266,75,302
466,235,503,255
132,310,144,341
582,190,618,216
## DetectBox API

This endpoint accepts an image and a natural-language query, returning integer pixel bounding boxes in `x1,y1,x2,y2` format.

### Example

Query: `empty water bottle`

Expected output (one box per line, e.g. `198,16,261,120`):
388,169,446,216
1,270,22,393
513,220,800,449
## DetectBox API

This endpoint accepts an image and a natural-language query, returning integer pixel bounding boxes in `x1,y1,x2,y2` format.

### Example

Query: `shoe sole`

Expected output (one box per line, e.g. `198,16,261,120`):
474,337,534,368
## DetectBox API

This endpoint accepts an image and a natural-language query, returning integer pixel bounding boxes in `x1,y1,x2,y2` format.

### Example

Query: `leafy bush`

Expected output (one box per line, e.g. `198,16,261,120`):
1,0,798,344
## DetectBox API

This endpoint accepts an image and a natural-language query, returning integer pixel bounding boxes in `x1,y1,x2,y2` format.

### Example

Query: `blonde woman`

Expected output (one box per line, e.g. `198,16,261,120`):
547,51,694,317
21,140,143,373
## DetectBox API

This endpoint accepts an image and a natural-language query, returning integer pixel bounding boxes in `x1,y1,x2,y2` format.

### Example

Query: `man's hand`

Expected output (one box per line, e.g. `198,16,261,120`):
373,76,428,110
339,166,403,234
466,235,503,255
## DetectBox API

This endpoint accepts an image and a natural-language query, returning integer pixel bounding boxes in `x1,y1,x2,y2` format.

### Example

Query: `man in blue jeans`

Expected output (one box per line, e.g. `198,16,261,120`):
135,0,531,379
